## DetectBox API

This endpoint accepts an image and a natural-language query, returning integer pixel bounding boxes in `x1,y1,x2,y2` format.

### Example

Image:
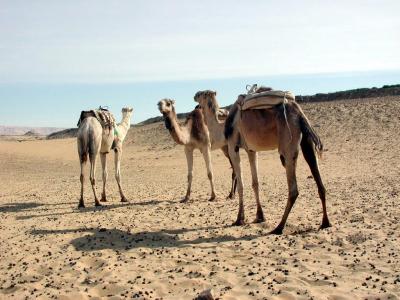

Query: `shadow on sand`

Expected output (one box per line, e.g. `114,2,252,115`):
0,201,74,213
30,226,258,250
14,199,177,220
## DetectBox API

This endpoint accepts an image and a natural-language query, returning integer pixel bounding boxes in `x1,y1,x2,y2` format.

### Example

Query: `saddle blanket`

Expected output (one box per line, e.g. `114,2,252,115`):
239,90,296,111
77,108,116,130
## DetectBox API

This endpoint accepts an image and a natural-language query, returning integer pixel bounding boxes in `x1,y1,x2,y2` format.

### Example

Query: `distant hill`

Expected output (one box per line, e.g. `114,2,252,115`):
24,130,39,136
296,84,400,102
0,126,65,136
137,84,400,125
46,84,400,140
47,128,78,140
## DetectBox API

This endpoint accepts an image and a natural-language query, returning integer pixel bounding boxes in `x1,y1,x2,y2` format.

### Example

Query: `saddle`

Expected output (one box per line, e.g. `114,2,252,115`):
77,106,116,130
238,84,295,111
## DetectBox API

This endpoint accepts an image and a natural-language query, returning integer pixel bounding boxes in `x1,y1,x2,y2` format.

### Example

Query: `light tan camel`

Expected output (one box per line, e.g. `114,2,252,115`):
194,90,237,199
77,107,133,208
158,99,216,202
224,88,331,234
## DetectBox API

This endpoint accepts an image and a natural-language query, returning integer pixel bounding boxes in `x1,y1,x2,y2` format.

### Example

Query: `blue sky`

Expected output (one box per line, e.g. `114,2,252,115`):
0,0,399,127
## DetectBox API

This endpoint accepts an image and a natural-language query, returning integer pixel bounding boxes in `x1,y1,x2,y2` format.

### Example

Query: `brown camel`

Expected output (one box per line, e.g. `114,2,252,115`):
158,99,216,202
224,86,331,234
194,90,237,199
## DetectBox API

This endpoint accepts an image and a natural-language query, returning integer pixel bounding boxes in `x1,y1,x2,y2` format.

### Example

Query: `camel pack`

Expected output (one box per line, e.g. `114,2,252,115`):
238,84,296,111
77,107,116,130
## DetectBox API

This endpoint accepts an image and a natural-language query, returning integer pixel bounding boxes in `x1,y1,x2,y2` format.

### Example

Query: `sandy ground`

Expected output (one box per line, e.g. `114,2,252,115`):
0,96,399,300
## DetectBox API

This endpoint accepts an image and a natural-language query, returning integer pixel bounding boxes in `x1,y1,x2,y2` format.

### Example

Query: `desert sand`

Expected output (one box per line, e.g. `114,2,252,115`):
0,96,399,299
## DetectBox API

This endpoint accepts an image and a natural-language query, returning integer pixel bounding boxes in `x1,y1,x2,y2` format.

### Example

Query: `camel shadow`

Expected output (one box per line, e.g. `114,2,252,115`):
15,199,177,220
0,202,42,213
30,227,258,251
0,201,74,213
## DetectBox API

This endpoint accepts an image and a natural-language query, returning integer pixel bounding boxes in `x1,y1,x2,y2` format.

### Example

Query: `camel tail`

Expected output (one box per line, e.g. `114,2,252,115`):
77,121,92,163
78,134,89,163
293,102,324,158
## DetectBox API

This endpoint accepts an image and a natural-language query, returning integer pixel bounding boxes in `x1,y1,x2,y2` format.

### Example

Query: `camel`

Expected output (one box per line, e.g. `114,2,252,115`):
194,90,237,199
77,107,133,208
224,86,331,234
158,99,217,202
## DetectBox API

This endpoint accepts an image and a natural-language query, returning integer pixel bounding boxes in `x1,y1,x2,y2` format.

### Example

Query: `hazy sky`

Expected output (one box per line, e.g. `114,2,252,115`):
0,0,399,126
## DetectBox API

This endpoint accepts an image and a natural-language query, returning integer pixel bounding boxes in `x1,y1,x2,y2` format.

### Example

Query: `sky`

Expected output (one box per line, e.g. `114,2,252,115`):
0,0,399,127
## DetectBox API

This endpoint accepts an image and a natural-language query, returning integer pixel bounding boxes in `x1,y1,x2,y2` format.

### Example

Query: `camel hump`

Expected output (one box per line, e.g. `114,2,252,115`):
187,107,208,143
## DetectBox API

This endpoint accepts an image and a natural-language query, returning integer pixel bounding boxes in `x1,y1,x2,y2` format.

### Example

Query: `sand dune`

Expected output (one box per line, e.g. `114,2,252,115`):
0,96,399,299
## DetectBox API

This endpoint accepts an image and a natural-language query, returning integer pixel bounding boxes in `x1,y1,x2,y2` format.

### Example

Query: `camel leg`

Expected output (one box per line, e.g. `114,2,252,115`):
181,147,194,203
100,153,108,202
221,146,236,199
231,171,237,199
89,152,101,207
202,147,216,201
301,138,331,229
270,151,299,235
114,149,128,202
247,150,265,223
79,159,87,208
229,144,245,226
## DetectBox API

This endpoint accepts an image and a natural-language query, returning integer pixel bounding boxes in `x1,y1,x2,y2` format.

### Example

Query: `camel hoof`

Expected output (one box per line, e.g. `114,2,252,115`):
232,219,246,226
208,196,216,202
269,227,283,235
100,198,107,202
95,202,102,207
319,221,332,230
252,217,266,224
121,197,128,203
78,203,85,209
226,193,235,200
180,197,189,203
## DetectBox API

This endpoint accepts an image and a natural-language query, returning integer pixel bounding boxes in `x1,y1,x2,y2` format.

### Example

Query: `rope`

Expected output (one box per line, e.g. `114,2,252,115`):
282,93,293,142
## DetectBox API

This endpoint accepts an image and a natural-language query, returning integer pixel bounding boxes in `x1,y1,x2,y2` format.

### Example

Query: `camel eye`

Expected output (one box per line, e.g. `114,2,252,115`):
167,102,170,107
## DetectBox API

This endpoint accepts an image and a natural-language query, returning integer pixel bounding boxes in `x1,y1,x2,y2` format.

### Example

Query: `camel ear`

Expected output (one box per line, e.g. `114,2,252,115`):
129,108,133,112
213,91,217,96
171,100,175,105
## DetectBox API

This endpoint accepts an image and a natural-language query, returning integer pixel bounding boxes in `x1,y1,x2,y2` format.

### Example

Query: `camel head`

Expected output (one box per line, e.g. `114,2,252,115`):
122,107,133,114
194,90,220,122
158,99,176,116
121,107,133,118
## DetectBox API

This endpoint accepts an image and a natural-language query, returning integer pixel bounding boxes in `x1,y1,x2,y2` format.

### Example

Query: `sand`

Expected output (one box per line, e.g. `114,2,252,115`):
0,96,399,299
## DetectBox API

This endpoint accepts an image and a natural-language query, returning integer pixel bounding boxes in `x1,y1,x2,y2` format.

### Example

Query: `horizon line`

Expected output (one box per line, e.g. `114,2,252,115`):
1,82,399,129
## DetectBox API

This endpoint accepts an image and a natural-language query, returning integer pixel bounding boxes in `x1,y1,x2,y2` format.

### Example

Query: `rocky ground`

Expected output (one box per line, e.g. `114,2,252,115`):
0,96,399,299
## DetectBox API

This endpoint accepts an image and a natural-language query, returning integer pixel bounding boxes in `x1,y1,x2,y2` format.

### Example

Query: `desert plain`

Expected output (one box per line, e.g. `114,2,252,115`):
0,96,399,299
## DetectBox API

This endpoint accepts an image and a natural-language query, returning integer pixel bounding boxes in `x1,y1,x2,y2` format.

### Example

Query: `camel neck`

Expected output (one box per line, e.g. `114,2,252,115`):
203,109,223,129
164,112,188,145
116,114,131,141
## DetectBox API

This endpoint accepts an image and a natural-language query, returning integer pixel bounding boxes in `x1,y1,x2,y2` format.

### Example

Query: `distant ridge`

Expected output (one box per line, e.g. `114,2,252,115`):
46,84,400,140
138,84,400,125
0,126,65,136
47,128,78,140
295,84,400,102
